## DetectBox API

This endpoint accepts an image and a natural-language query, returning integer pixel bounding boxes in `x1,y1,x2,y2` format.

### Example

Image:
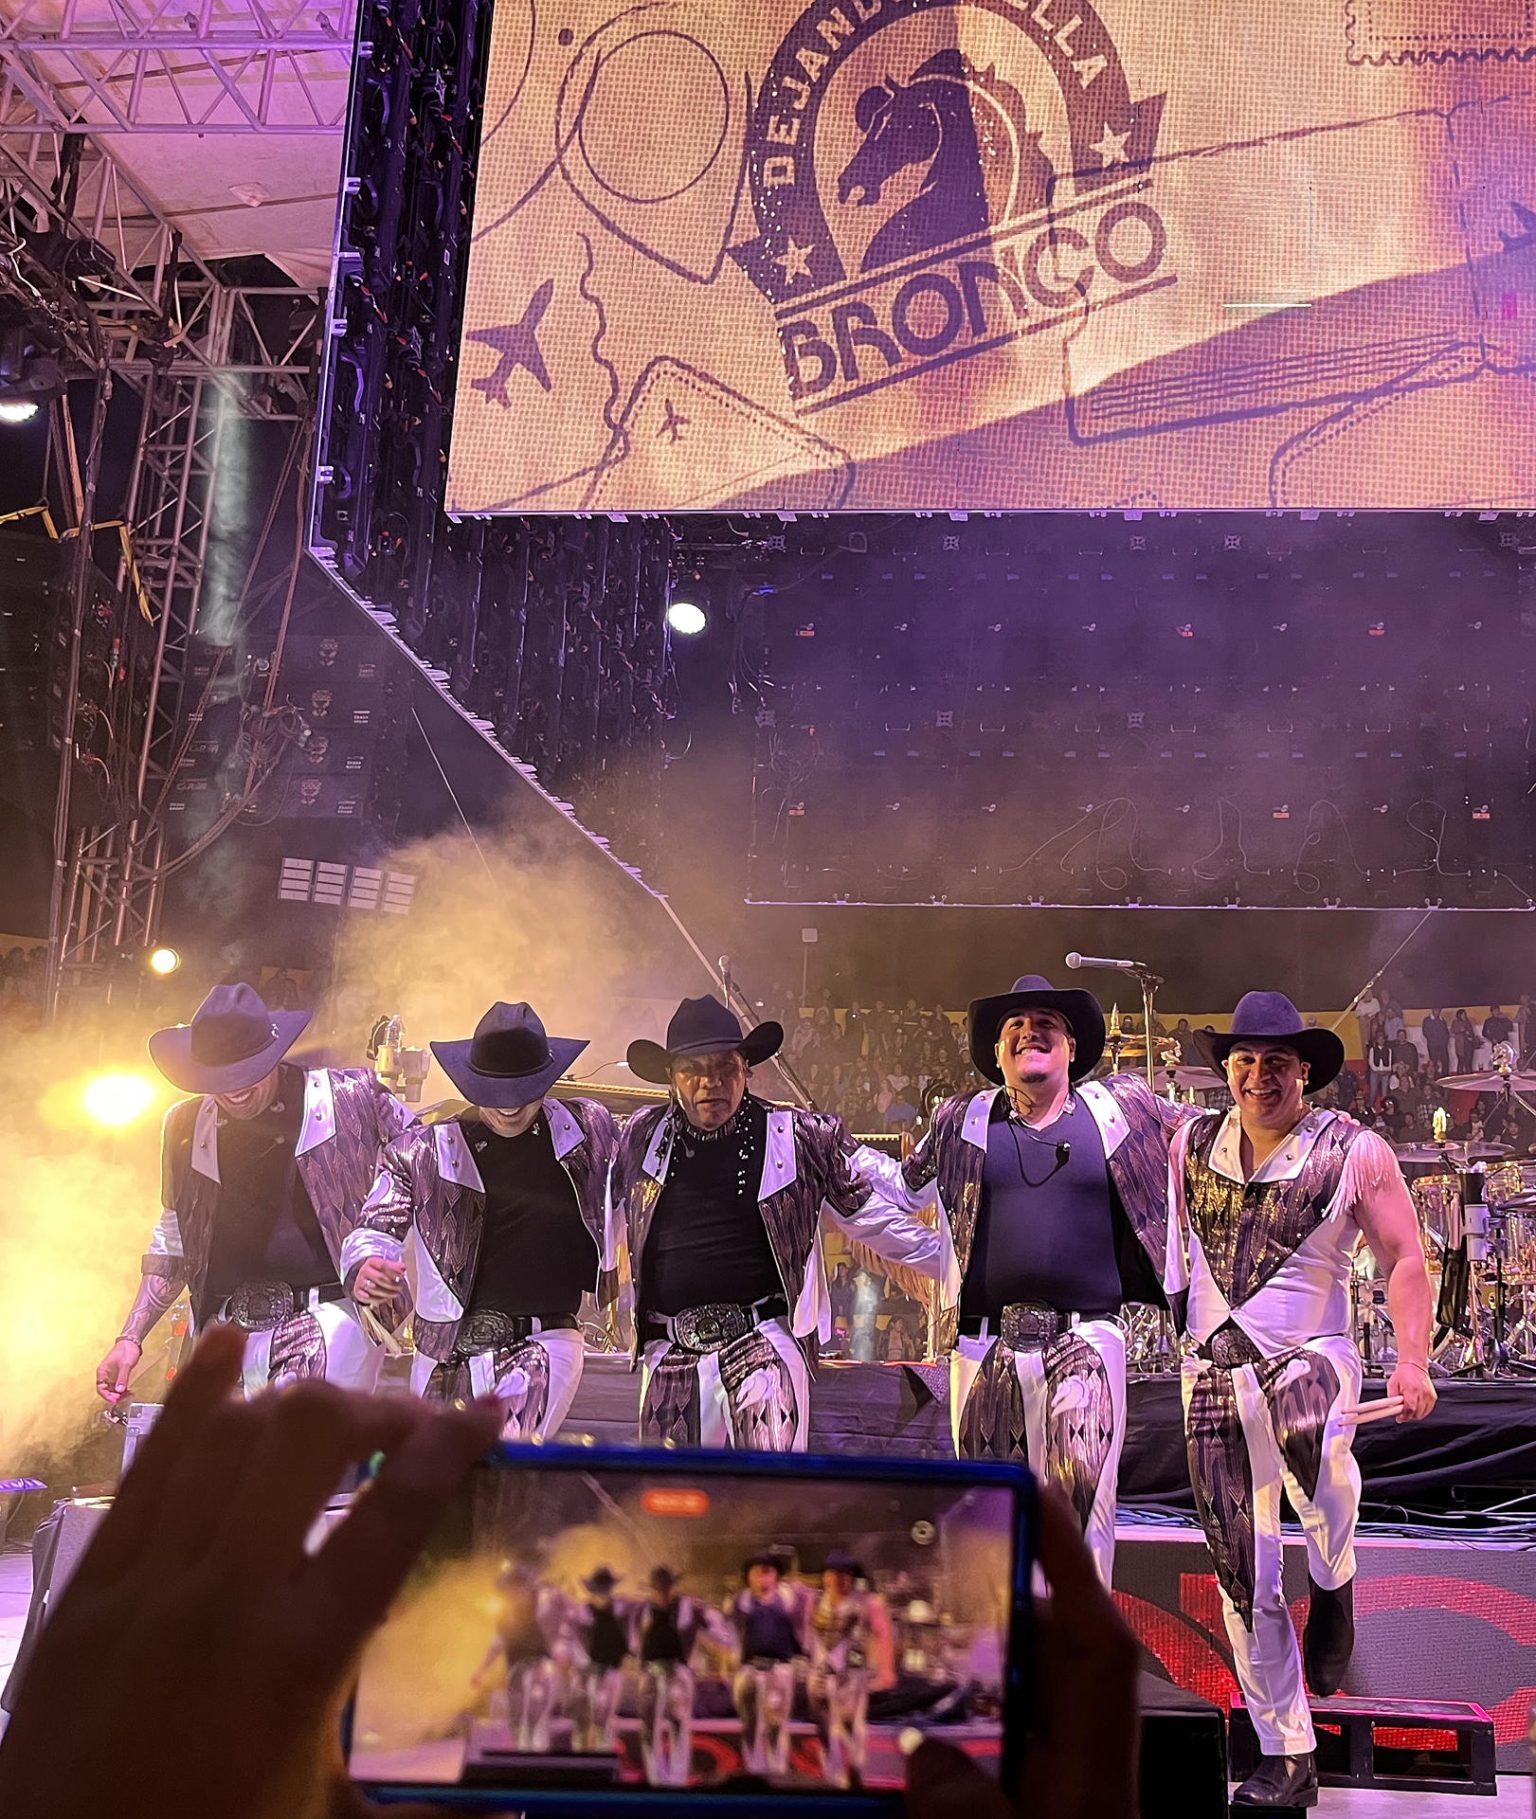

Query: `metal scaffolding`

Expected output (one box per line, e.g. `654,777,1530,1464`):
0,0,354,136
0,113,320,1005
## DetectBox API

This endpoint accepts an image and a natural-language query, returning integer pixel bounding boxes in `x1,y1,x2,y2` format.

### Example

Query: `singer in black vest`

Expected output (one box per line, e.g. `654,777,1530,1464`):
860,975,1188,1586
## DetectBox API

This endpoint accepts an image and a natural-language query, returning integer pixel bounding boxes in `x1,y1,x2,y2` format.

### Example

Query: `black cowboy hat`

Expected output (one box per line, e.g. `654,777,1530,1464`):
648,1565,680,1591
582,1566,620,1594
966,975,1106,1085
627,994,783,1086
742,1548,783,1578
431,1001,588,1109
1197,991,1345,1094
149,981,311,1096
822,1549,865,1580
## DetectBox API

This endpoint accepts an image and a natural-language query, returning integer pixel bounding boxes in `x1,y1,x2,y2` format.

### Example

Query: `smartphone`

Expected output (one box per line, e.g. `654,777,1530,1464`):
346,1444,1035,1814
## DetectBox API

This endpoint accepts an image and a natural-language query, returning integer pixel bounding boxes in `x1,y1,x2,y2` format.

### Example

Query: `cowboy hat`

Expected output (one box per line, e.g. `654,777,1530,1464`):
626,994,783,1086
966,975,1106,1085
1197,991,1344,1094
431,1001,587,1108
148,981,311,1096
582,1566,620,1594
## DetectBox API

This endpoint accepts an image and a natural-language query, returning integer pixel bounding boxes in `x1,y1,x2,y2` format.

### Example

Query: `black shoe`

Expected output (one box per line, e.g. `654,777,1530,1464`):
1232,1752,1319,1808
1303,1573,1355,1696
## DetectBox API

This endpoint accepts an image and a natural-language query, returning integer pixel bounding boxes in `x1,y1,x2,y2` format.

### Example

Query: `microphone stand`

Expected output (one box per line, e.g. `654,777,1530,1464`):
1129,965,1164,1090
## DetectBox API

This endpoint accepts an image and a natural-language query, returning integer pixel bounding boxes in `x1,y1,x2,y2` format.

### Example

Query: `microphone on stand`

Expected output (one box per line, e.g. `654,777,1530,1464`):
1065,952,1147,973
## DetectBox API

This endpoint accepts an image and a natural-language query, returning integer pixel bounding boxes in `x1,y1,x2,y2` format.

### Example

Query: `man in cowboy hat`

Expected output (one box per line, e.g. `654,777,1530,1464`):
808,1549,895,1789
571,1565,632,1752
95,982,412,1403
606,994,956,1451
1172,991,1435,1810
860,974,1187,1586
729,1547,808,1777
341,1002,616,1441
635,1566,732,1786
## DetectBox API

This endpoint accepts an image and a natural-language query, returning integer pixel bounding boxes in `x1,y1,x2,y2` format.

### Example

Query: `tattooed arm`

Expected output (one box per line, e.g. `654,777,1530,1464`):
96,1207,187,1405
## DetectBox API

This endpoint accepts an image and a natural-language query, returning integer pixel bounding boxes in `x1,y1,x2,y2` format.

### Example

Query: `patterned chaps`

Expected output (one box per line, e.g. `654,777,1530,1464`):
952,1318,1127,1584
1181,1333,1362,1757
640,1320,808,1451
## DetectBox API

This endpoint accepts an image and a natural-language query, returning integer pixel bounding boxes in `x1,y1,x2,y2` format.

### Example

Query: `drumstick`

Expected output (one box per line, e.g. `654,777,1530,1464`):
1337,1396,1404,1427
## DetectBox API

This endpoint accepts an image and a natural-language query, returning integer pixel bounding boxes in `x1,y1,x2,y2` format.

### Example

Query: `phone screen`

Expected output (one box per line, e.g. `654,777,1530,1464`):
347,1446,1031,1802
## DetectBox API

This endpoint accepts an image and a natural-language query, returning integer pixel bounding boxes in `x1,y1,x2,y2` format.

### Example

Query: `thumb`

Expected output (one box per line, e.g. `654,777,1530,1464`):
905,1739,1013,1819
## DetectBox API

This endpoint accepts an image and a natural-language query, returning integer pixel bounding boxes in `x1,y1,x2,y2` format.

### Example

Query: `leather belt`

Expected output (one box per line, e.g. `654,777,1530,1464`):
218,1280,346,1332
451,1309,578,1360
960,1301,1116,1351
1197,1321,1265,1370
644,1296,788,1354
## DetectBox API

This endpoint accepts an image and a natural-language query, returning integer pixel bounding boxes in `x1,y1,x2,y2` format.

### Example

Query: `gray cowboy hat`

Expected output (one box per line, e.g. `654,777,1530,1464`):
626,994,783,1086
966,974,1106,1085
149,981,311,1096
1196,991,1345,1094
431,1001,587,1108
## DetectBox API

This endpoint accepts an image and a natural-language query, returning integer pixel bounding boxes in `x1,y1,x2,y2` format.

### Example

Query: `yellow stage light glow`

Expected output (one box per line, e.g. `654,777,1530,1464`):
147,946,181,976
81,1072,158,1128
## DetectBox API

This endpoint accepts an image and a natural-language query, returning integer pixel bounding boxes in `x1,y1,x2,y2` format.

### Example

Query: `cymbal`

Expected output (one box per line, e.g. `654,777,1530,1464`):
1498,1190,1536,1211
1437,1069,1536,1093
1394,1140,1512,1163
1162,1066,1227,1089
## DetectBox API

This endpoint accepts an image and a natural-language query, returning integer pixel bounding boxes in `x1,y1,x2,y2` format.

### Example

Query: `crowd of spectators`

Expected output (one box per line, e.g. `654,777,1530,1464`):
778,993,972,1134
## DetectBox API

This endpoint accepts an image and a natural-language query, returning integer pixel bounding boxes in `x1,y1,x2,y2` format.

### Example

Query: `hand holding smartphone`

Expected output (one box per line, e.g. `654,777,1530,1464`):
346,1446,1036,1814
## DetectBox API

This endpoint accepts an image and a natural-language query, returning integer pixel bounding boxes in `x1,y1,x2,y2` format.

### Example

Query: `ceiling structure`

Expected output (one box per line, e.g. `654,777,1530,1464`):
0,0,353,283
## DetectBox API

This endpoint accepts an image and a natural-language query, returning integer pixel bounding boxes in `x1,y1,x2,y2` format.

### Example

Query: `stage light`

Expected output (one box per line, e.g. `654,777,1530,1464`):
81,1071,157,1128
667,599,707,636
147,945,181,976
0,325,65,422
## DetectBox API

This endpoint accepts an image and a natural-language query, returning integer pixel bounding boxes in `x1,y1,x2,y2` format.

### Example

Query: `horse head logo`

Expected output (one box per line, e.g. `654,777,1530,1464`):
837,49,1054,273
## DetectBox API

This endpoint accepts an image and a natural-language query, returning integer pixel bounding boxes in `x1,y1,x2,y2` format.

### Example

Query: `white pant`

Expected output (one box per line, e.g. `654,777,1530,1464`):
951,1317,1127,1586
239,1299,382,1398
413,1325,586,1441
640,1317,810,1451
1181,1332,1362,1756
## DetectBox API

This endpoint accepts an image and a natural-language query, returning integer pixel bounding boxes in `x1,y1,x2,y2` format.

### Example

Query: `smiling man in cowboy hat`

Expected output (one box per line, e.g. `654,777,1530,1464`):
1172,990,1435,1810
606,994,955,1452
95,982,413,1404
861,974,1188,1586
341,1001,616,1441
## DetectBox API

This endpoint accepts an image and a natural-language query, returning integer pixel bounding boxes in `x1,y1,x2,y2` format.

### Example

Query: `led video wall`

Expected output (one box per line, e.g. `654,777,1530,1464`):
444,0,1536,513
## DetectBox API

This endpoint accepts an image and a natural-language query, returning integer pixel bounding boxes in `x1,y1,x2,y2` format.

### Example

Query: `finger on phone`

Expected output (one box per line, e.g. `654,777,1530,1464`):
220,1386,428,1578
301,1399,501,1651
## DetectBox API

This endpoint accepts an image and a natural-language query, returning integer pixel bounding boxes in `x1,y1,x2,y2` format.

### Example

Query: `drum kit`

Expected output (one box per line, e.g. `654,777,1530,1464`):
1356,1062,1536,1379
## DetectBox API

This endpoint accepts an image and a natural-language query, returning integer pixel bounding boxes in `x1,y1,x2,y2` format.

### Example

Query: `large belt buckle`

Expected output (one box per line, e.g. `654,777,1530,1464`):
226,1280,297,1332
1208,1325,1261,1370
999,1302,1061,1352
462,1308,526,1352
674,1302,750,1354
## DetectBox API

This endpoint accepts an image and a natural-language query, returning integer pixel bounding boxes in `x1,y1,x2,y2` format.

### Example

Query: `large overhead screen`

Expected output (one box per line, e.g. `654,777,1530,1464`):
446,0,1536,513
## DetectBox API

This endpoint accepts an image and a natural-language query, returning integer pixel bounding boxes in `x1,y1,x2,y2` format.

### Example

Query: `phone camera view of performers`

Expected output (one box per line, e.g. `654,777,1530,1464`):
347,1458,1018,1795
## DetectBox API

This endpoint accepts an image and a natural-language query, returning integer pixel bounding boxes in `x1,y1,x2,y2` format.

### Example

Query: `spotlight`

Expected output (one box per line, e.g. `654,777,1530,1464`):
667,598,707,636
0,324,65,423
147,945,181,976
81,1071,157,1128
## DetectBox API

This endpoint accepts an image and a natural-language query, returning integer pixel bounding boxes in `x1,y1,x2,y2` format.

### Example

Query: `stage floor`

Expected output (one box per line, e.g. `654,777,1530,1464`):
0,1550,1526,1810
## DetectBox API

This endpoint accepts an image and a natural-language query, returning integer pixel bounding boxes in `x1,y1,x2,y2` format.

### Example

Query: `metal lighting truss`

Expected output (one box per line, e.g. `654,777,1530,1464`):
0,0,354,136
0,119,323,1003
